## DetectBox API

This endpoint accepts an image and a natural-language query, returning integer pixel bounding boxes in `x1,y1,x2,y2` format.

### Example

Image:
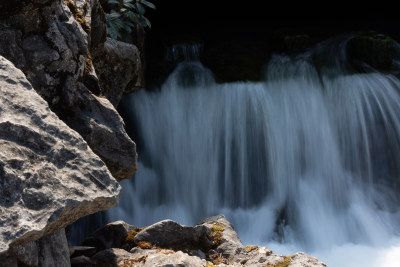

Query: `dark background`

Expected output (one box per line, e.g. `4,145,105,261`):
146,1,400,41
141,1,400,86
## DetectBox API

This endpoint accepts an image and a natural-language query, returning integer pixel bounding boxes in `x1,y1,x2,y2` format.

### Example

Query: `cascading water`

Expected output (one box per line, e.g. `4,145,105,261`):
108,37,400,266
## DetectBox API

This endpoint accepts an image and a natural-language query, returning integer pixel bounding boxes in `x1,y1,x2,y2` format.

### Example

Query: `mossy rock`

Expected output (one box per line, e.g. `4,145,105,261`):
267,256,291,267
347,32,394,70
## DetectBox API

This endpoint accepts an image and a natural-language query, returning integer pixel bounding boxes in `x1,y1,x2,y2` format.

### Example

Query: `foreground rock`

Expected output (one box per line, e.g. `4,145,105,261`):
0,0,138,180
11,229,71,267
0,56,121,256
72,215,326,266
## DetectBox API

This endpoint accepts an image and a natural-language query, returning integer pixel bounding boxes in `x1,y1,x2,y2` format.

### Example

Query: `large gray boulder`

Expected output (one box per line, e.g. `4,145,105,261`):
0,56,121,255
0,0,138,181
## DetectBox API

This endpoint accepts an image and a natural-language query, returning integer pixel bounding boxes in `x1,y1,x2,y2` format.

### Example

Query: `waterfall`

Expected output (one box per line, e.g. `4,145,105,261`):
108,37,400,266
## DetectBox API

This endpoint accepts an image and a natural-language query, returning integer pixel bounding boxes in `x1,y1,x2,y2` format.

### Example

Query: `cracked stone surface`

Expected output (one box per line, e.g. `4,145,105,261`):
0,0,138,181
0,55,121,255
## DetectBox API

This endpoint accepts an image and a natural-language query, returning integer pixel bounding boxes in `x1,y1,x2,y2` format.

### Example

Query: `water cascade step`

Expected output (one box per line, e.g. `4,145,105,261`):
109,37,400,266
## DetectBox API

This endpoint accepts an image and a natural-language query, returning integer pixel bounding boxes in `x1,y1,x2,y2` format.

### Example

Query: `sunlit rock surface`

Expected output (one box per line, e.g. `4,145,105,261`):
0,56,121,255
70,215,326,266
0,0,138,181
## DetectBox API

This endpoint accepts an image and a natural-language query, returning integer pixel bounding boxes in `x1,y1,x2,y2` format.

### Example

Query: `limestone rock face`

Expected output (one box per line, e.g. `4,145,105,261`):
0,0,138,180
92,37,144,107
0,56,121,255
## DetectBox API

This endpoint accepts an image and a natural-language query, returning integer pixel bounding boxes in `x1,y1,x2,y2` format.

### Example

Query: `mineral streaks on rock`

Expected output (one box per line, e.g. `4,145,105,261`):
0,56,121,255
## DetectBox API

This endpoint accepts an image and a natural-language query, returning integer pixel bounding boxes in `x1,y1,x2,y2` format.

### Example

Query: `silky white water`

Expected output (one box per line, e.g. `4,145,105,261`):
108,38,400,266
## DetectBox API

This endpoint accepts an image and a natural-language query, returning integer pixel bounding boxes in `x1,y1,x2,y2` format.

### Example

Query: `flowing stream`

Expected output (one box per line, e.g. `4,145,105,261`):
108,36,400,266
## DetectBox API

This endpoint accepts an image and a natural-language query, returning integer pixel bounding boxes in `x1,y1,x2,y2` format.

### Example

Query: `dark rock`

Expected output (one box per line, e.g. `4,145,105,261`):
11,240,38,266
347,32,394,70
71,255,95,266
82,221,141,252
134,219,213,251
91,248,133,267
37,229,71,267
92,37,144,107
69,246,97,258
9,229,71,267
60,87,138,181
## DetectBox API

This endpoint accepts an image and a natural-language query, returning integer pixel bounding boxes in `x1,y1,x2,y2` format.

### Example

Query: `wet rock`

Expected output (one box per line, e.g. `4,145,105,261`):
0,55,121,255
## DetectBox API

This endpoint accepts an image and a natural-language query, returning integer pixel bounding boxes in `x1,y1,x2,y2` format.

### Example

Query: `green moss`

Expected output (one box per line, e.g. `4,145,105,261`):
266,256,291,267
124,227,146,248
137,241,152,249
211,231,223,246
210,223,225,233
125,229,138,243
64,0,91,33
208,222,225,247
206,262,216,267
245,245,258,253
